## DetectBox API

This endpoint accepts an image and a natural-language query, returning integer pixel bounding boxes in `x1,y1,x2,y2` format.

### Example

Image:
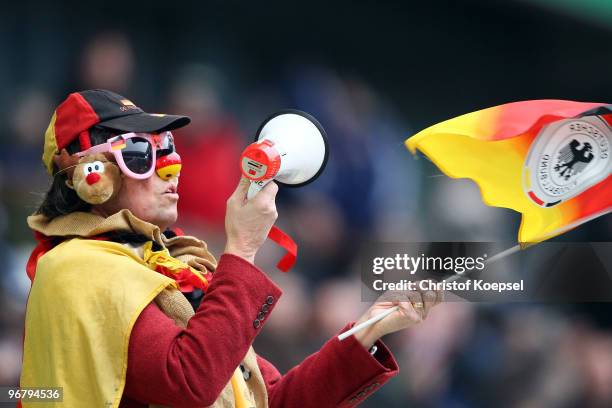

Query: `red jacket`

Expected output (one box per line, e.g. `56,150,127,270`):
120,254,399,407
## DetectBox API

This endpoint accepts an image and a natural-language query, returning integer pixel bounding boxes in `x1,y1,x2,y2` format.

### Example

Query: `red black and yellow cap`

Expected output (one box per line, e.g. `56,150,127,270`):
43,89,190,174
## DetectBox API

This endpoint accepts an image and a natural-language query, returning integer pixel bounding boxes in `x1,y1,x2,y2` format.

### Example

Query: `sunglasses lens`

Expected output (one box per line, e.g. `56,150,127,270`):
158,132,176,157
122,137,153,174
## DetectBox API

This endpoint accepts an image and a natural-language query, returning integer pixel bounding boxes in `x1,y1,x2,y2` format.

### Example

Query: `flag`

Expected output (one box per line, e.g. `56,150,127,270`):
405,100,611,243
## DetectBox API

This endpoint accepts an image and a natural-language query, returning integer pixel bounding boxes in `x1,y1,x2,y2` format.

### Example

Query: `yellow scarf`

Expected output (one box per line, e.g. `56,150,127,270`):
142,241,212,292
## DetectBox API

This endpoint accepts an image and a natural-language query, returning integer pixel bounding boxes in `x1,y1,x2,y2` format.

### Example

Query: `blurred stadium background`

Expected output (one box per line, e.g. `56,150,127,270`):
1,0,611,406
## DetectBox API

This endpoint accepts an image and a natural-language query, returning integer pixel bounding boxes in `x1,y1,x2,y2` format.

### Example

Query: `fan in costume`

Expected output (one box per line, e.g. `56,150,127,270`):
20,89,442,407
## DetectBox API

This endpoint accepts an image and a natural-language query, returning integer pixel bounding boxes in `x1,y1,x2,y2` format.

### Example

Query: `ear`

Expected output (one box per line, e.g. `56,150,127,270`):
65,178,74,189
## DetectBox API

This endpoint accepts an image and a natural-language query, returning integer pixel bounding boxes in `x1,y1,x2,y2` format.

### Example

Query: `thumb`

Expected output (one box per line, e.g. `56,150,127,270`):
231,177,251,200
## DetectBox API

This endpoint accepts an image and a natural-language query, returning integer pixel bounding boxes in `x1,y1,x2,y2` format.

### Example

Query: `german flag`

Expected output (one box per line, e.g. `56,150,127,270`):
406,100,611,243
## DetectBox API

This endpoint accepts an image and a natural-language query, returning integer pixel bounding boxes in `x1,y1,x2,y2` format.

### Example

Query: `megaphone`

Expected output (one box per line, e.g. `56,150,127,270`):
240,110,329,199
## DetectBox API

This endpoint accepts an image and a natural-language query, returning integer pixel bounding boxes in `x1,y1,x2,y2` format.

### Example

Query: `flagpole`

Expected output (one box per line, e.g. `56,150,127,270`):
337,244,523,341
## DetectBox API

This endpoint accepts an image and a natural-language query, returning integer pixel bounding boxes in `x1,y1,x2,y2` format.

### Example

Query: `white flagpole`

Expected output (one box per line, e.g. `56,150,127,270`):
338,306,398,341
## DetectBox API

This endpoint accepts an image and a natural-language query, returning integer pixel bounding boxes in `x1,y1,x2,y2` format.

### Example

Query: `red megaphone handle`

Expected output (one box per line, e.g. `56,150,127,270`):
267,225,297,272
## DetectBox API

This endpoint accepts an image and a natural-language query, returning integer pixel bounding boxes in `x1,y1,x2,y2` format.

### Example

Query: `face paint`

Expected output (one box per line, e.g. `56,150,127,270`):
156,151,182,180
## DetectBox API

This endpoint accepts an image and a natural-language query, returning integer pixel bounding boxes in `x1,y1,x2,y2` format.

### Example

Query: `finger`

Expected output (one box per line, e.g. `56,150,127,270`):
406,291,425,320
397,301,422,323
379,290,406,304
435,289,444,305
256,180,279,202
422,290,437,319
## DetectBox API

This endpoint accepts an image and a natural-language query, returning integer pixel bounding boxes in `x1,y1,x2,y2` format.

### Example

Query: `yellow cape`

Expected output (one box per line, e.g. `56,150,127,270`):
21,238,176,407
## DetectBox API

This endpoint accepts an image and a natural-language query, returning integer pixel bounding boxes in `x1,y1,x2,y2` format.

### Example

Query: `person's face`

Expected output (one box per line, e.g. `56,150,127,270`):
93,172,179,231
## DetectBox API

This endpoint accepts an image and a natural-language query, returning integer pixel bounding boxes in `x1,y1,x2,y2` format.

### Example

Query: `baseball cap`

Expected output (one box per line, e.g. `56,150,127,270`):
42,89,191,174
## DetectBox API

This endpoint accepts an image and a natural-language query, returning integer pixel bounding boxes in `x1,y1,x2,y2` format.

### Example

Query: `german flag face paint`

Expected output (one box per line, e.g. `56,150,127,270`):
156,152,182,181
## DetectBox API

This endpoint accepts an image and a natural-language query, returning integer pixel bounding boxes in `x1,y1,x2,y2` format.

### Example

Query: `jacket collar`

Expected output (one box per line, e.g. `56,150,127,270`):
27,209,164,244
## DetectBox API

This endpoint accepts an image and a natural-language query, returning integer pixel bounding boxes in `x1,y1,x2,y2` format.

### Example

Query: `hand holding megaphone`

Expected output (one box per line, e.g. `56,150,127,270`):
238,110,328,272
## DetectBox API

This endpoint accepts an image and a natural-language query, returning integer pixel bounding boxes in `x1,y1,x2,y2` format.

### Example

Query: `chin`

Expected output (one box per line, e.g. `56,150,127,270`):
159,213,179,231
142,210,175,231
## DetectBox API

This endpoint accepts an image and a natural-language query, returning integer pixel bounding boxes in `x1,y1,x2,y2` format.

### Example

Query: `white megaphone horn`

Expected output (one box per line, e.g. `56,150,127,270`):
240,110,329,199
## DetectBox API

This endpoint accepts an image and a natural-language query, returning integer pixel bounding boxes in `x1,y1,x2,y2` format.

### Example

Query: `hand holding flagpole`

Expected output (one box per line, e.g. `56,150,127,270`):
337,244,522,341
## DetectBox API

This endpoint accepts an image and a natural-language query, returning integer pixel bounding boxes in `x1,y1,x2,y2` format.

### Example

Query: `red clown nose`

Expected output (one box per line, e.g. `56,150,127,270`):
86,173,101,185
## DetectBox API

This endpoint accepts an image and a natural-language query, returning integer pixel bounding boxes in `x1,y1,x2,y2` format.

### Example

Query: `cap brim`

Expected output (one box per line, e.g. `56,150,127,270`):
97,112,191,133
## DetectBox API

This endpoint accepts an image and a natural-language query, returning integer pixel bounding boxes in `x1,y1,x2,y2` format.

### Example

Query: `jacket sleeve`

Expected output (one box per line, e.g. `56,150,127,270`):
122,254,282,407
256,323,399,408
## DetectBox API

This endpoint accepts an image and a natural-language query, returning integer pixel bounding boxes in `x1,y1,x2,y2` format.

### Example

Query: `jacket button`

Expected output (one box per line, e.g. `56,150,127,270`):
253,319,261,329
266,295,274,305
257,311,265,320
262,303,270,313
357,391,366,398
